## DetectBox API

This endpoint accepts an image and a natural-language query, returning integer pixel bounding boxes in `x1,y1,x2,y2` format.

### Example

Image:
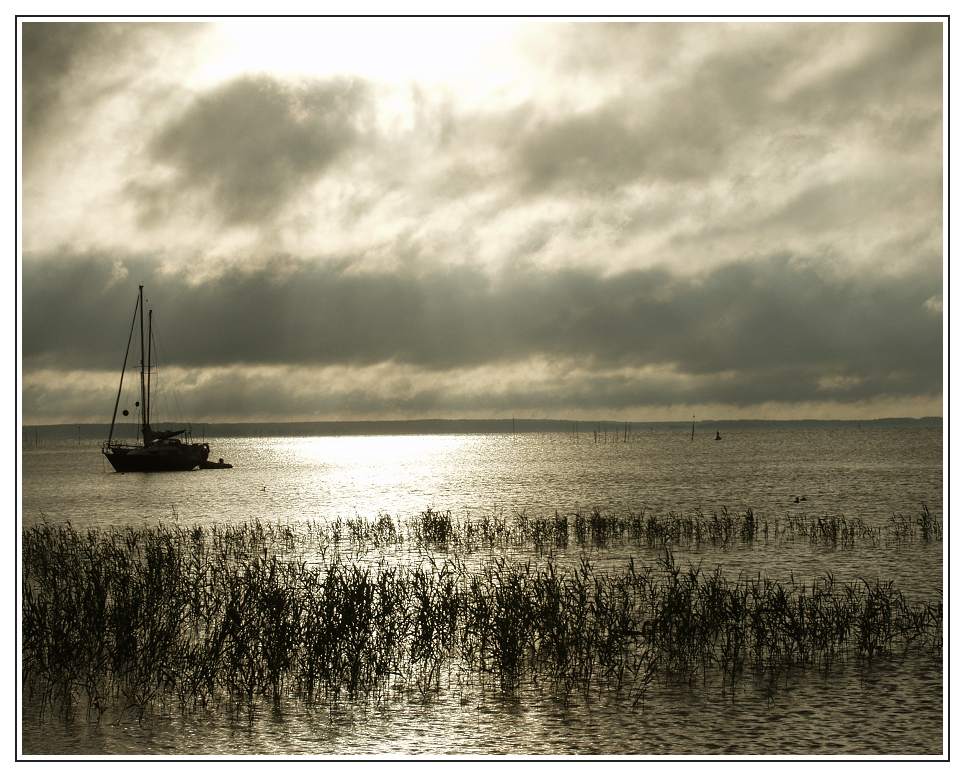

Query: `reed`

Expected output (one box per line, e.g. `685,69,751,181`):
150,506,938,560
890,504,943,544
402,506,938,554
22,520,942,721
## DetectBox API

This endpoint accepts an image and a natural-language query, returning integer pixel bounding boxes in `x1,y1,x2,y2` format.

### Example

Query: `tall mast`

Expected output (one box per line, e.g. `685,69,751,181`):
139,285,147,443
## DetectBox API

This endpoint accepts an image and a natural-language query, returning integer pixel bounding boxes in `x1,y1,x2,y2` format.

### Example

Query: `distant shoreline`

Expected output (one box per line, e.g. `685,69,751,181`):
20,416,943,440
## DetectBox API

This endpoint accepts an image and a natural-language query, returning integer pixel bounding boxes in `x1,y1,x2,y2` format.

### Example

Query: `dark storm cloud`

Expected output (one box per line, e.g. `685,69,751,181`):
513,22,942,193
22,251,941,405
141,75,371,224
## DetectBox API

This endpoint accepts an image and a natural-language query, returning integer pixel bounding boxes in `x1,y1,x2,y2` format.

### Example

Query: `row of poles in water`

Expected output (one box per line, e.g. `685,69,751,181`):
510,417,719,443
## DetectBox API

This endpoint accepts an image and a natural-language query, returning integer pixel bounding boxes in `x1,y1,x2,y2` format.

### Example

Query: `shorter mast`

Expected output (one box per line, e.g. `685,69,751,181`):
138,285,147,445
147,309,152,435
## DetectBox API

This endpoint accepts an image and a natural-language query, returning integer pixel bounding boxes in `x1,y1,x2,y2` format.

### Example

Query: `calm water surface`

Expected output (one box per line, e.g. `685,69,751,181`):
22,427,943,529
20,426,945,756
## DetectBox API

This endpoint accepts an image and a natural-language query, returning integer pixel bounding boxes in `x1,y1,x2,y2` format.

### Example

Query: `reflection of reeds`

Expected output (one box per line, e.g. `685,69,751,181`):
22,521,942,721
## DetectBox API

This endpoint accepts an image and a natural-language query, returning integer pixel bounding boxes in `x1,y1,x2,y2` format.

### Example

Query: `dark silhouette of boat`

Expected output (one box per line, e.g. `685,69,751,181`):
102,285,211,472
201,458,233,469
715,430,722,440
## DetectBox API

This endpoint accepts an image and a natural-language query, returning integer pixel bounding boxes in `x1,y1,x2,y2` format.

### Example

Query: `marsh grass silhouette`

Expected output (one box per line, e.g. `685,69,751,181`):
22,513,942,722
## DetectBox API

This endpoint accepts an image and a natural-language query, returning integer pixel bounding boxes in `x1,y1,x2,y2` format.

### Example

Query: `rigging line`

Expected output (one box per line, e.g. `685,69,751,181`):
150,322,160,427
108,295,140,447
151,322,187,436
172,377,188,438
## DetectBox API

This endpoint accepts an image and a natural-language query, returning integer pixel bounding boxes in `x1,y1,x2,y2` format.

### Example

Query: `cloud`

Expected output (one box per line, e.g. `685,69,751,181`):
924,295,942,315
22,22,99,137
510,23,942,194
21,23,133,147
21,22,204,166
22,251,941,409
141,75,372,224
778,23,943,136
19,21,944,422
20,23,943,280
22,359,940,425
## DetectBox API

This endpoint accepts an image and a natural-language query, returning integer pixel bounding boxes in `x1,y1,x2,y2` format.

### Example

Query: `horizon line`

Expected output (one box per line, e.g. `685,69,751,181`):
21,415,944,429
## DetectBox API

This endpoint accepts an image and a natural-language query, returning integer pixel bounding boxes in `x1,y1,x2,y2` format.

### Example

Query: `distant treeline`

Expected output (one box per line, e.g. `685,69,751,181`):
21,416,942,441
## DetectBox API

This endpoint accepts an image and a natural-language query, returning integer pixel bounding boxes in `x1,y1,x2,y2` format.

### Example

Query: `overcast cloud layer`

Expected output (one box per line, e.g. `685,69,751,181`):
21,21,944,423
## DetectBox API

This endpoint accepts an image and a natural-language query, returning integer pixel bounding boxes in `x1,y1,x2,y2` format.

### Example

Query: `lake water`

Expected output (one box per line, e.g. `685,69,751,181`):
19,425,946,756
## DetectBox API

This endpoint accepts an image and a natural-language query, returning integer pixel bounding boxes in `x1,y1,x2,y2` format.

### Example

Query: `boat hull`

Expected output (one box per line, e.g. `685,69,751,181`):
103,443,209,473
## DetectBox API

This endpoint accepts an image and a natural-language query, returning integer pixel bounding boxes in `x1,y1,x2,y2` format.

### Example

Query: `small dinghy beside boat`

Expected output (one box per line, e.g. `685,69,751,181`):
200,458,233,469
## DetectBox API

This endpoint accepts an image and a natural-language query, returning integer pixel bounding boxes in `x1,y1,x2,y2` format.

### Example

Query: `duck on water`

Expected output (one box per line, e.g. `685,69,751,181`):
102,285,229,473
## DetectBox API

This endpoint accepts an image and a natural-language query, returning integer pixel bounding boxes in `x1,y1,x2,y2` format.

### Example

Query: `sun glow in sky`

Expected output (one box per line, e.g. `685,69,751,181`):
200,20,530,93
20,19,945,424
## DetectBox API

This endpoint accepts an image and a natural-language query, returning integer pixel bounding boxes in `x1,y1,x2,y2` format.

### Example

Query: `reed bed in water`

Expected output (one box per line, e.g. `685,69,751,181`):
22,520,941,721
110,505,933,557
360,505,941,553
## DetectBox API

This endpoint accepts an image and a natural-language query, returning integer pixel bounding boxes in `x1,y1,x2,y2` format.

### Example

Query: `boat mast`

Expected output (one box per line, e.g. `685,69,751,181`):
147,309,152,432
139,285,147,444
107,294,140,447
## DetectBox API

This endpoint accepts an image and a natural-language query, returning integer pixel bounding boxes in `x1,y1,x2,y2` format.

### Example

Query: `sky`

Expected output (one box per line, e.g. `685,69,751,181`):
19,19,945,424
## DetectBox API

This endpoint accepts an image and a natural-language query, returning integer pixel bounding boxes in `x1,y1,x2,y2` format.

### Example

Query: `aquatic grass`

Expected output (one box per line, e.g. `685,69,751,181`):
22,520,943,722
891,505,943,544
166,506,941,563
782,514,881,547
417,506,941,552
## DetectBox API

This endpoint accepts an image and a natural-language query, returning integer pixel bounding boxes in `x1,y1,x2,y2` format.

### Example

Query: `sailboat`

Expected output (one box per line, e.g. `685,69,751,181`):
102,285,211,472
